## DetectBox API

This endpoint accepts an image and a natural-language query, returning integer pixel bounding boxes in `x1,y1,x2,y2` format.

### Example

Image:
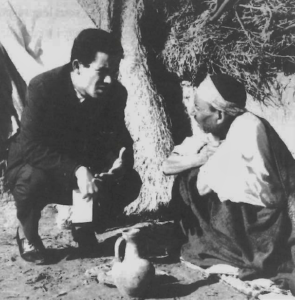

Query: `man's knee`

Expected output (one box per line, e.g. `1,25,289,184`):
12,164,50,208
121,169,142,197
112,169,142,210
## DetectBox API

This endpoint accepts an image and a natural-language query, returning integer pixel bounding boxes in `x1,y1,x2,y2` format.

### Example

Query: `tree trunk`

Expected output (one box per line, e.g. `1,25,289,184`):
78,0,175,214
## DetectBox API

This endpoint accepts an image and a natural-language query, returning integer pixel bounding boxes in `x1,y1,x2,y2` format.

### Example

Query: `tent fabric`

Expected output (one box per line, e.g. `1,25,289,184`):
0,44,26,160
0,0,95,84
0,0,95,154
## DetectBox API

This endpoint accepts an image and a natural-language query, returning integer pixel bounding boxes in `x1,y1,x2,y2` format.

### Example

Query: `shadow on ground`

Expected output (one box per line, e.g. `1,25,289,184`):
147,274,219,298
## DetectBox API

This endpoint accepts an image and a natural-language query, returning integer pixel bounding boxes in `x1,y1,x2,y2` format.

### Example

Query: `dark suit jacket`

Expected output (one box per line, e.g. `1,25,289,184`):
6,63,134,191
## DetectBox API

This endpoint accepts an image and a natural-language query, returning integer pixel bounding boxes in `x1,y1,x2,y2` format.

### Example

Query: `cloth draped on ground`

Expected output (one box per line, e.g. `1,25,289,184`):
170,113,295,280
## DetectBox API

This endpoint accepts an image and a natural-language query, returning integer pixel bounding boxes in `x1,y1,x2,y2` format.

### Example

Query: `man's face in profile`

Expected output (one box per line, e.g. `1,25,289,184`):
191,91,219,134
76,51,120,99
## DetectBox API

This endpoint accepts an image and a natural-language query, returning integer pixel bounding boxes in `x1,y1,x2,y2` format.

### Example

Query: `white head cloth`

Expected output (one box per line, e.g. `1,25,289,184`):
196,75,246,116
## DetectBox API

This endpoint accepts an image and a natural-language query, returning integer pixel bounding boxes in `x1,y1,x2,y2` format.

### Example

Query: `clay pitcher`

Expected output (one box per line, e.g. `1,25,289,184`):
112,228,155,299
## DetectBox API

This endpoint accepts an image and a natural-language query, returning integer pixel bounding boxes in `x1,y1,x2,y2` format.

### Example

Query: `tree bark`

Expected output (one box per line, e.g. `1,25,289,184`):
78,0,175,213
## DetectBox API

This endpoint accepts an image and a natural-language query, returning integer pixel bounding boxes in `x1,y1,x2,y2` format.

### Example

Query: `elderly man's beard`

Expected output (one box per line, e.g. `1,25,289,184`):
196,120,217,135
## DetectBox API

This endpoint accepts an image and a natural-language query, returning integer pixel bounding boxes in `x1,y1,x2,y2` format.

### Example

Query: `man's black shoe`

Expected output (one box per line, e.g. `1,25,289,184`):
16,228,46,264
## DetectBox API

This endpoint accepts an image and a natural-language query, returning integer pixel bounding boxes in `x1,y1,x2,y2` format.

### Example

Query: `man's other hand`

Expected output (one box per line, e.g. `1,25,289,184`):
94,147,127,184
75,166,98,200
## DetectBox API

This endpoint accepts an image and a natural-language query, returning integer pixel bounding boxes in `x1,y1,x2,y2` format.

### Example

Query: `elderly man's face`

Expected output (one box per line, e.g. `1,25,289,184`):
76,51,120,99
191,91,219,134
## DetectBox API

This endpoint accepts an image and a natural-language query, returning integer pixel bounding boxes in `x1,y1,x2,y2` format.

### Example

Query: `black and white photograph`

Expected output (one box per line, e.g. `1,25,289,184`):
0,0,295,299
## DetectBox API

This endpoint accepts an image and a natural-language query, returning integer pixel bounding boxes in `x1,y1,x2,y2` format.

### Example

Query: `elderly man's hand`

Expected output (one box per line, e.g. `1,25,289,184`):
75,166,98,200
198,141,221,164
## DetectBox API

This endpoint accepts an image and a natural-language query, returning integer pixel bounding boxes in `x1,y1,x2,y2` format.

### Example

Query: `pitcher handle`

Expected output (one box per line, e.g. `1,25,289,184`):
114,236,125,262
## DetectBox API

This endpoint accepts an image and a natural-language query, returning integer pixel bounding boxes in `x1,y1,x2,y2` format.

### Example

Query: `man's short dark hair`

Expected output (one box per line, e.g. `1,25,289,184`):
70,28,124,65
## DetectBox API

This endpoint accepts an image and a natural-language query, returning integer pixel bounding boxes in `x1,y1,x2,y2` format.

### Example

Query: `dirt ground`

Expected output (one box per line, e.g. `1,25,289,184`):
0,196,248,300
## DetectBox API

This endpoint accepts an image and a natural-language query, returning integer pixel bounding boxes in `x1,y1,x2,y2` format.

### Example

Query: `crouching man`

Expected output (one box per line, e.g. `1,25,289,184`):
5,28,141,264
163,74,295,280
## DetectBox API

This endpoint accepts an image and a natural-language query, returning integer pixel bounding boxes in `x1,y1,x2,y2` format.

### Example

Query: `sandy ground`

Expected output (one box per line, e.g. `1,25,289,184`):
0,196,248,300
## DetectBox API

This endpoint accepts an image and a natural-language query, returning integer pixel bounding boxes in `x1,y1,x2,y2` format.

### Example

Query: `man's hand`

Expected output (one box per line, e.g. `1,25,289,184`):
98,147,128,183
109,147,126,174
75,166,98,200
163,140,222,176
198,142,221,162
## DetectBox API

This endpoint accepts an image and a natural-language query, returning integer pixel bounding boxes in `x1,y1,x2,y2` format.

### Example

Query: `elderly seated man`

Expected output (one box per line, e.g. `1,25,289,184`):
163,74,295,280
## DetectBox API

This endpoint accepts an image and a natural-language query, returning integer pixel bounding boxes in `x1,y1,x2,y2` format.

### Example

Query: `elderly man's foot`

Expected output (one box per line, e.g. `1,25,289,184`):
16,229,46,264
